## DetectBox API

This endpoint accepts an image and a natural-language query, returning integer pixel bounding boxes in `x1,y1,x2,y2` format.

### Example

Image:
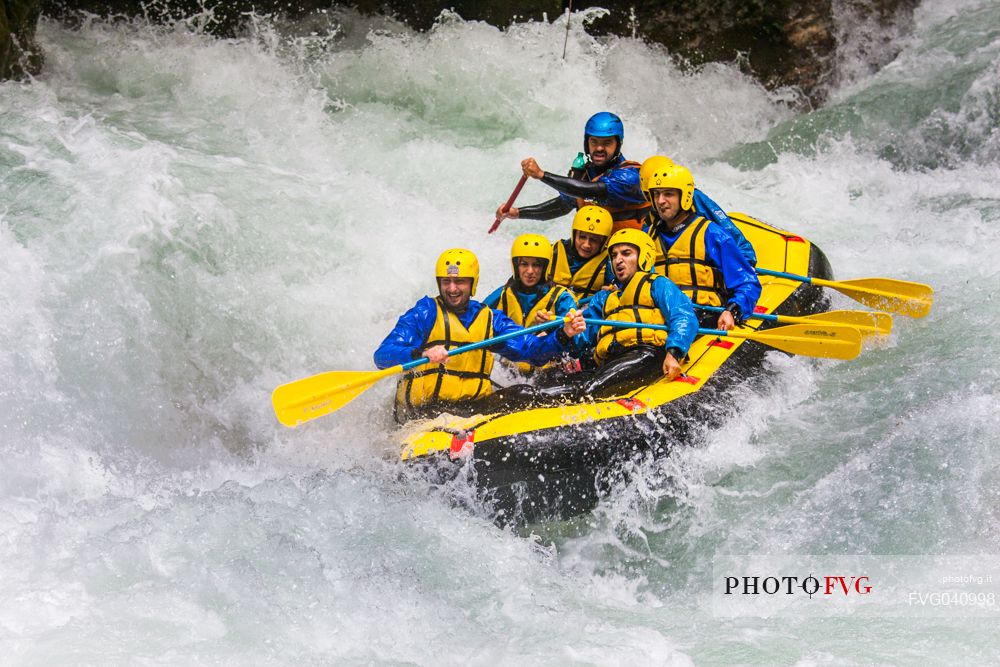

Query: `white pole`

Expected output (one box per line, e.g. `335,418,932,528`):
562,0,573,60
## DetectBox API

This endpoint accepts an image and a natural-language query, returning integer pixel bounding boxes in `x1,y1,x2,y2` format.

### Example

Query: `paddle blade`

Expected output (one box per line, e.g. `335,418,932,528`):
735,323,863,360
815,277,933,318
803,310,893,338
272,367,400,427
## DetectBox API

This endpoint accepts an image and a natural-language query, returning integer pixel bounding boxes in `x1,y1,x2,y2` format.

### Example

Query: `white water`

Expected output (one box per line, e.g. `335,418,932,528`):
2,2,999,663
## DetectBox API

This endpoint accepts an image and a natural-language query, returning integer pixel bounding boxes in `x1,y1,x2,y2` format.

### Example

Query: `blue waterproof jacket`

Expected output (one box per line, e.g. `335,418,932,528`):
575,273,699,359
647,218,762,319
373,296,567,369
692,189,757,266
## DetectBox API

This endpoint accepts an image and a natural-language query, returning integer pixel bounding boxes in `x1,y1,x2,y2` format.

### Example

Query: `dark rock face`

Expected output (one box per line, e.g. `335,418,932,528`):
14,1,918,104
591,0,843,100
520,0,920,106
1,0,44,79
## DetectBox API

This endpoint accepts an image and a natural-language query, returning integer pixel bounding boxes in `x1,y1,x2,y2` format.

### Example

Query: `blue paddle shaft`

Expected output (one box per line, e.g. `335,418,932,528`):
698,305,780,324
404,316,737,372
400,317,566,371
582,318,721,337
582,269,811,312
756,267,813,284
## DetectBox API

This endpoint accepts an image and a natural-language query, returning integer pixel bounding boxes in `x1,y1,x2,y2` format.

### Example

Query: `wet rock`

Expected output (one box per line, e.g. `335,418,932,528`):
1,0,44,80
575,0,919,106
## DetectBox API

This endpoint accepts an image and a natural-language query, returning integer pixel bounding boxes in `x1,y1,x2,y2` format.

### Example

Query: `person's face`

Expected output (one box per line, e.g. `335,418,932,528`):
652,188,683,222
438,277,473,310
515,257,546,288
586,136,619,167
574,231,606,259
609,243,640,283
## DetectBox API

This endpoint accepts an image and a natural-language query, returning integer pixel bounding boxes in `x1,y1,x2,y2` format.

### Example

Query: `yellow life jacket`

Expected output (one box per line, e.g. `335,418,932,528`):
574,160,651,232
496,282,575,374
497,282,574,327
594,272,668,364
650,215,726,307
547,239,608,299
395,298,494,410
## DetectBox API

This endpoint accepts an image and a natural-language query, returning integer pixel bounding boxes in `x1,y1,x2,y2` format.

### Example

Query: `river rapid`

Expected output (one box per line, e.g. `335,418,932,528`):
2,1,999,664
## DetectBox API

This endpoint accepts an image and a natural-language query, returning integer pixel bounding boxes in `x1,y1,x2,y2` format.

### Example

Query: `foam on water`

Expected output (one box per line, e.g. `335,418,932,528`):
2,1,999,663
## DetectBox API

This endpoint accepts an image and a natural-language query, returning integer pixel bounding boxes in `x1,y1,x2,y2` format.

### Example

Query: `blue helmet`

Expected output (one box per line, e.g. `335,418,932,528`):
583,112,624,158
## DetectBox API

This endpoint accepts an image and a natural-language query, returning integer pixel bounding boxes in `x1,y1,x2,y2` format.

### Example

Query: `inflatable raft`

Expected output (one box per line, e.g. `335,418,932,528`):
397,213,834,523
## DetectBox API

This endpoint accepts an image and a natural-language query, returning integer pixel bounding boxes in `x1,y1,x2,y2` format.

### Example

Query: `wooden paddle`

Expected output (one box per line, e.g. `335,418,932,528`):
487,175,528,234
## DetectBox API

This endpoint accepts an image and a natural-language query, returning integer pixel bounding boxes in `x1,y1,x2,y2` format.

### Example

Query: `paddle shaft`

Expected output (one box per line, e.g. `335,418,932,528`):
583,318,726,338
695,305,851,327
488,175,529,234
289,316,563,402
581,318,862,360
756,267,820,284
273,316,570,424
696,305,891,336
399,315,565,371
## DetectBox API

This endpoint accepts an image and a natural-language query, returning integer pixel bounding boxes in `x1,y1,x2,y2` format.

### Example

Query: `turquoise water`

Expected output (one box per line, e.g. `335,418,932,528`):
1,2,998,664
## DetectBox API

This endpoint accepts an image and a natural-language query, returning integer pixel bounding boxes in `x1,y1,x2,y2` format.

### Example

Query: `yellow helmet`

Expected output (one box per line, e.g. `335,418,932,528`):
510,233,551,261
638,155,675,202
643,162,695,212
607,228,656,273
571,205,614,238
435,247,480,296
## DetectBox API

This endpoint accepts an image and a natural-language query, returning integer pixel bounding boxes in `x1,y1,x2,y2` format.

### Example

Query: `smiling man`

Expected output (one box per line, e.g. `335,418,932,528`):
374,247,585,422
494,112,651,233
641,162,761,332
537,229,698,400
639,155,757,266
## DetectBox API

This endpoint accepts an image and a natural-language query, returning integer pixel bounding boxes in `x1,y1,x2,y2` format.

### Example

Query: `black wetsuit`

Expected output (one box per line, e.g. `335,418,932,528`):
517,169,608,220
535,345,667,400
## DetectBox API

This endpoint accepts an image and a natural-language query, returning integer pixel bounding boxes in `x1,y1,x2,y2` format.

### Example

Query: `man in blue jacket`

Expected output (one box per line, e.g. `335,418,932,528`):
639,155,757,266
494,112,651,233
374,247,585,422
641,163,761,331
538,228,698,399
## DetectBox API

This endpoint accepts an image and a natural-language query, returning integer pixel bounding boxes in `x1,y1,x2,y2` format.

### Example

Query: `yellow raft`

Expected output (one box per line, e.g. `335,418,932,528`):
397,213,834,523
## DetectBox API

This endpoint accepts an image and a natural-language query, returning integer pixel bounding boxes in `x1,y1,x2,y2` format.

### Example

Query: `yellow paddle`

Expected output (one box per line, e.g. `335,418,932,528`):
272,367,401,428
584,319,863,360
756,268,933,318
272,317,570,428
697,306,892,339
799,310,893,337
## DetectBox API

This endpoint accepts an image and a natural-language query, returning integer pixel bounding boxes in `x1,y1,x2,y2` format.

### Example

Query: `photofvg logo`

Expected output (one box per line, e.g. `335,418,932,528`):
713,555,1000,618
723,574,872,598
